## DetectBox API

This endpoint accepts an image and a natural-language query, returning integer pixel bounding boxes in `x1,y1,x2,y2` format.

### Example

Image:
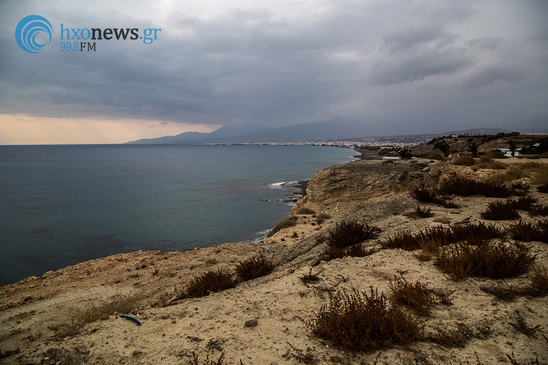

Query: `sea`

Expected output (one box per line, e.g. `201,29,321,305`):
0,144,357,285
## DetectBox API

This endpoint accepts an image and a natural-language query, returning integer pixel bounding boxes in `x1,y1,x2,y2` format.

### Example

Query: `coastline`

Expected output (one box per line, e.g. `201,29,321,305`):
1,158,547,364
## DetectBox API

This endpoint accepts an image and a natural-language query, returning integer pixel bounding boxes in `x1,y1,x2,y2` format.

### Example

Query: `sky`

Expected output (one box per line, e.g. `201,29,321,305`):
0,0,547,144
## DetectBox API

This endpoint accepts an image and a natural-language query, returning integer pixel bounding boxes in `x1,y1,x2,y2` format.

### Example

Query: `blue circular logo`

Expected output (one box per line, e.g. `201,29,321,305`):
15,15,54,53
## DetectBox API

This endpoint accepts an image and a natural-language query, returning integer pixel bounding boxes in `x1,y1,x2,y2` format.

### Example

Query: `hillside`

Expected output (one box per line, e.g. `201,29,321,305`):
1,158,548,364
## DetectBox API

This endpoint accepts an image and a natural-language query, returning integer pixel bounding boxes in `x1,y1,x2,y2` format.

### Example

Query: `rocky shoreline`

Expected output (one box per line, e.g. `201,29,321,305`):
1,158,547,364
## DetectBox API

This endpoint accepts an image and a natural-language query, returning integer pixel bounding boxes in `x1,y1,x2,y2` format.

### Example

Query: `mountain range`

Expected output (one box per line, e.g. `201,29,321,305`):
125,117,509,144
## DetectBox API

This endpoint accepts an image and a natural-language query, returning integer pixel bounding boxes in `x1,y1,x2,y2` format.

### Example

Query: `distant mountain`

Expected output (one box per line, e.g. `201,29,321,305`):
126,117,380,144
125,119,515,145
125,125,269,144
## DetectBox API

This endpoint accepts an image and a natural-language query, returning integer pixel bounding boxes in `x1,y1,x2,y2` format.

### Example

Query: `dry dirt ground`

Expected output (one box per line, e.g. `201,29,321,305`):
1,159,548,365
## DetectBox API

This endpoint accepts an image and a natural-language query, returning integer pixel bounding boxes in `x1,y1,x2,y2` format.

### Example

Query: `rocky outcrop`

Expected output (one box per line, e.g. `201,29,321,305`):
291,160,443,216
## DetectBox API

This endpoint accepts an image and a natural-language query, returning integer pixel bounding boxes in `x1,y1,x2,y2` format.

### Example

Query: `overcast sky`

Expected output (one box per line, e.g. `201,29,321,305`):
1,0,547,144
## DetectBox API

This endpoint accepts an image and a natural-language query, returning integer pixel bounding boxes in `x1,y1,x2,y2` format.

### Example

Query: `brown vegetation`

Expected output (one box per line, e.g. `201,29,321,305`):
307,288,424,352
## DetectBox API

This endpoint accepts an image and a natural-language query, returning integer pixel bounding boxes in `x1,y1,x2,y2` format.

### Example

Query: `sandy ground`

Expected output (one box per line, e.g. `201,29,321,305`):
1,158,548,365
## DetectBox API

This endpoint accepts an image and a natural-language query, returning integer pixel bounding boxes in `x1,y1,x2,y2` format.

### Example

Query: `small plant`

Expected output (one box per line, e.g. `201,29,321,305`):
510,310,541,337
529,204,548,217
434,241,535,280
507,220,548,243
480,267,548,300
480,201,520,220
389,277,434,315
404,206,433,219
439,175,514,198
187,352,229,365
300,268,322,284
267,216,298,237
295,207,316,215
324,221,381,249
315,213,331,225
508,195,538,211
452,155,475,166
537,183,548,193
307,288,424,352
287,343,318,364
410,184,438,203
235,254,275,282
179,269,237,299
451,222,505,245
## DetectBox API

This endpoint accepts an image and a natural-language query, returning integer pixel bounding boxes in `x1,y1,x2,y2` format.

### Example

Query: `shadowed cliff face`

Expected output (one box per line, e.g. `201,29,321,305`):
292,160,444,217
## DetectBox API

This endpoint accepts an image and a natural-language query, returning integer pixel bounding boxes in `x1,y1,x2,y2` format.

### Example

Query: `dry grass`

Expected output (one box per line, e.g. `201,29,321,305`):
434,241,535,280
480,201,521,220
439,175,515,198
324,221,381,249
267,216,298,237
480,268,548,300
235,254,275,282
537,183,548,193
389,277,435,316
307,288,424,352
295,207,316,215
489,162,548,185
179,269,237,299
511,310,542,337
507,220,548,243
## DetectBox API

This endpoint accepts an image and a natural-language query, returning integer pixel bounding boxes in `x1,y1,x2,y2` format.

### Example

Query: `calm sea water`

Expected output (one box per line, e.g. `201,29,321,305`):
0,144,356,285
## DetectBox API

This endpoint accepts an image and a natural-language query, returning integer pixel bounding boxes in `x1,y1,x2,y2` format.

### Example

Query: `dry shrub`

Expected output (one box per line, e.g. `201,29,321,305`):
452,155,475,166
324,221,381,249
410,185,438,203
307,288,424,352
404,206,433,219
235,254,275,281
300,268,322,284
409,185,458,208
315,244,374,264
451,222,505,245
187,352,229,365
287,343,318,364
389,277,434,315
511,310,541,337
383,223,504,255
49,294,138,338
413,238,442,261
439,175,514,198
480,201,520,220
490,162,548,186
507,220,548,243
508,195,538,211
267,216,298,237
295,207,316,215
481,267,548,300
434,241,535,280
315,213,331,225
180,269,236,299
529,204,548,217
537,183,548,193
382,230,422,251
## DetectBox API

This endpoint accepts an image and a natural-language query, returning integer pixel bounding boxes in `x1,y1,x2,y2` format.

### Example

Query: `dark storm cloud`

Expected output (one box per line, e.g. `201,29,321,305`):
1,0,548,135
